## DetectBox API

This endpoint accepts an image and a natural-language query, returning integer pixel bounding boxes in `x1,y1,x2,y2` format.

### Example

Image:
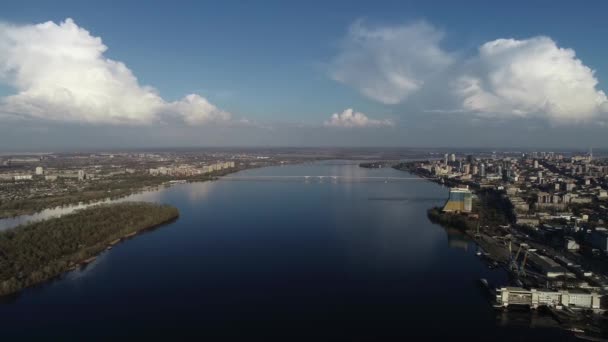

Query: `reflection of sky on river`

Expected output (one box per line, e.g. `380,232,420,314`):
231,161,450,271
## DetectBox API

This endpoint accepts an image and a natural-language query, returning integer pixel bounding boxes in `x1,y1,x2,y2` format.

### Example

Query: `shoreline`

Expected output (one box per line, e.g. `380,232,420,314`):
67,215,179,272
0,164,261,220
390,163,606,339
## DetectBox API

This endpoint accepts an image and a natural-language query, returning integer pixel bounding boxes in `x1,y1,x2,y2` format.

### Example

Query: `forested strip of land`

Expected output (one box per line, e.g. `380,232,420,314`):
0,202,179,296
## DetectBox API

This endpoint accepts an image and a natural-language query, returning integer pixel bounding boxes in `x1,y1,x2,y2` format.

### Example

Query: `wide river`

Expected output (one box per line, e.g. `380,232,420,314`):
0,162,576,340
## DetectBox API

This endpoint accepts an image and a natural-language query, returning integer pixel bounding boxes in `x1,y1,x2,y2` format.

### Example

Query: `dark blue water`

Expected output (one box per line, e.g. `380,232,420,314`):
0,162,575,340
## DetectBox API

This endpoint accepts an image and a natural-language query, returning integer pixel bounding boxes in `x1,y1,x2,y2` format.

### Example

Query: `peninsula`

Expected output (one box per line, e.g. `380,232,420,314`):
0,202,179,296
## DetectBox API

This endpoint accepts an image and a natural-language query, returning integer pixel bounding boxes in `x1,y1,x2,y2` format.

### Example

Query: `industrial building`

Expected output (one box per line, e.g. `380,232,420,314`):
496,287,602,311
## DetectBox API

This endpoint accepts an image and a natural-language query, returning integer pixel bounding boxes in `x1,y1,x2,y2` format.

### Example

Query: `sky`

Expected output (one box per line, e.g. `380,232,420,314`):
1,0,608,150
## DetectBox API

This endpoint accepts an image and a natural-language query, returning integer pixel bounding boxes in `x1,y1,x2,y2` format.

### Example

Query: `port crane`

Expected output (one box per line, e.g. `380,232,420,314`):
509,242,521,272
518,249,529,278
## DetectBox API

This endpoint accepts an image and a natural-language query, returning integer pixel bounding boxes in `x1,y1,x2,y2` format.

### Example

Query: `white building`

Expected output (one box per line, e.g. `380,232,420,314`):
35,166,44,175
496,287,602,311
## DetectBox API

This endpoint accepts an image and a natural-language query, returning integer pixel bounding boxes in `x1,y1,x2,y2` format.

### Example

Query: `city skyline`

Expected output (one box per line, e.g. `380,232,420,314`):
2,1,608,149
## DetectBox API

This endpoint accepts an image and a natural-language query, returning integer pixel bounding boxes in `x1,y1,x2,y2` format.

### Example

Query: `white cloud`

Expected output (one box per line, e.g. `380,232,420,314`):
330,20,608,124
168,94,231,125
0,18,231,125
329,20,453,105
324,108,393,128
456,37,608,122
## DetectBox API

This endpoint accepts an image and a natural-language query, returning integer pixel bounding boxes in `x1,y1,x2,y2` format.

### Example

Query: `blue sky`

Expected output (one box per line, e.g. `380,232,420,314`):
1,1,608,150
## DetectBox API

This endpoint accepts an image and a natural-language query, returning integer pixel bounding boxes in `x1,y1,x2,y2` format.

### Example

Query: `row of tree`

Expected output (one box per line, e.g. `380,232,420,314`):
0,202,179,296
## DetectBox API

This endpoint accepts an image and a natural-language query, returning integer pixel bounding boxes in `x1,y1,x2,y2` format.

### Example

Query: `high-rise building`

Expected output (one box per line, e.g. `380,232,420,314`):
78,170,86,181
35,166,44,175
443,187,473,213
534,160,539,169
444,153,449,165
450,153,456,162
480,164,486,178
463,164,470,175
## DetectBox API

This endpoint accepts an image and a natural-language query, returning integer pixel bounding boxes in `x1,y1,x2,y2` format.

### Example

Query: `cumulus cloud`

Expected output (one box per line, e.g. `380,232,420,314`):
456,37,608,122
0,18,231,125
329,20,453,105
168,94,231,125
324,108,393,128
330,20,608,124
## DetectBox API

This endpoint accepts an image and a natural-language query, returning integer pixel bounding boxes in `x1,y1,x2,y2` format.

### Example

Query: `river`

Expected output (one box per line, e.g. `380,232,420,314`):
0,161,576,340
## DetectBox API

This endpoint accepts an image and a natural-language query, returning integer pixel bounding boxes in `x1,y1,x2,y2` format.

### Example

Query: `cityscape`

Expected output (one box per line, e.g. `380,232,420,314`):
2,1,608,341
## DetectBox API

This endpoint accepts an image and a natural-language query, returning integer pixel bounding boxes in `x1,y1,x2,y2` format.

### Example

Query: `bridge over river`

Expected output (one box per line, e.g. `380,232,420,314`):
219,175,437,182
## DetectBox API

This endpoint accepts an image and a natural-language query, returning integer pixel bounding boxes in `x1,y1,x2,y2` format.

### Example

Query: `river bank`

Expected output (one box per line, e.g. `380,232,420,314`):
0,202,179,297
0,164,266,220
427,207,511,264
394,163,608,339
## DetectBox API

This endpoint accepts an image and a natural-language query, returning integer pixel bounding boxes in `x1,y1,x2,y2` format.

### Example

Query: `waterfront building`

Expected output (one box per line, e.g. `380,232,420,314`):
496,287,602,311
442,187,472,213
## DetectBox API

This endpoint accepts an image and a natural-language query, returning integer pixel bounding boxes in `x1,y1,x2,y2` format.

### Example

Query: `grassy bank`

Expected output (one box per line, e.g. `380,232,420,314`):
0,202,179,296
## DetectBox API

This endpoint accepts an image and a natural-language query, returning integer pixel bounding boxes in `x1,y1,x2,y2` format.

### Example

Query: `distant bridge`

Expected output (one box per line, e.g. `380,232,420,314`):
219,175,436,182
